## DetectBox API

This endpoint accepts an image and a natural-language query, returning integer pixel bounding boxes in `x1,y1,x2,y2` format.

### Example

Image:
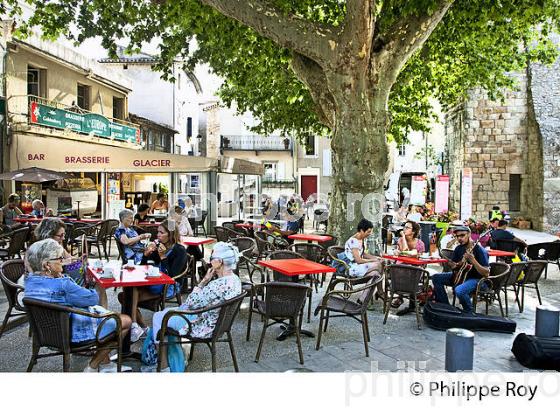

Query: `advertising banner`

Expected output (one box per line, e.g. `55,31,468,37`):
435,175,450,213
460,168,473,220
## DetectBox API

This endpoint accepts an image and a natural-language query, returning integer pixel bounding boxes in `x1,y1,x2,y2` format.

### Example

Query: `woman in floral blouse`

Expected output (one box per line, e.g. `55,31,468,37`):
151,242,242,371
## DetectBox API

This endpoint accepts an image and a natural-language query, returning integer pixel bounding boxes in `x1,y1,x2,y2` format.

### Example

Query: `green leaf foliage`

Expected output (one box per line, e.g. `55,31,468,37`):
4,0,560,143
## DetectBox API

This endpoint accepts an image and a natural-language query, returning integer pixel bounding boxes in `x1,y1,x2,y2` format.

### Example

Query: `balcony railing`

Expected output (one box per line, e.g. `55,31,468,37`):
13,95,141,145
221,135,292,151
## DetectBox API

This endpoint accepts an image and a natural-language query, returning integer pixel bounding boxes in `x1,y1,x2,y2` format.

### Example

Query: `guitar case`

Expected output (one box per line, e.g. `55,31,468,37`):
511,333,560,370
423,302,517,333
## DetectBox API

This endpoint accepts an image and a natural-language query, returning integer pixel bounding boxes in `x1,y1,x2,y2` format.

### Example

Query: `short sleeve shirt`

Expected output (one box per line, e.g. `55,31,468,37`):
452,243,489,280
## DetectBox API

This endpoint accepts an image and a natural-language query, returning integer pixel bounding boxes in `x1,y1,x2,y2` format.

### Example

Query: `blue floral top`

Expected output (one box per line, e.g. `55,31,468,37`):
114,225,144,263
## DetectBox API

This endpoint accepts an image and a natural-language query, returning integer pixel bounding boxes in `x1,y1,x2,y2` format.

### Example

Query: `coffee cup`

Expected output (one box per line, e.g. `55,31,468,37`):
126,259,135,268
93,260,104,269
102,267,114,279
148,266,160,277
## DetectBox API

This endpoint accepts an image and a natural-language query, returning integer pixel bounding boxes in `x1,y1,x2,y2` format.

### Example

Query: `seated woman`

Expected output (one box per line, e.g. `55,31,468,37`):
24,239,132,372
119,219,188,343
34,217,107,307
344,218,384,303
150,242,242,372
31,199,45,218
34,217,70,257
134,203,151,225
114,209,151,264
392,220,425,313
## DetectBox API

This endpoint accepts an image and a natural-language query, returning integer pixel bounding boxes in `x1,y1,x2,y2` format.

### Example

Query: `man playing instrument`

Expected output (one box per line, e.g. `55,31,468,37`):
431,226,490,313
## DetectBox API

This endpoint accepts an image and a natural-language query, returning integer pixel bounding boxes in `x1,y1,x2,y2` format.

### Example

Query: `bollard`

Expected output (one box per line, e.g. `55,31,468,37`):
535,305,560,338
445,328,474,372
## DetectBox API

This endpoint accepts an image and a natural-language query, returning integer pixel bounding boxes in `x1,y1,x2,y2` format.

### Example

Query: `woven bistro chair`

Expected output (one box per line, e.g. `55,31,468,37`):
472,262,511,316
229,237,259,277
383,264,429,329
214,226,231,242
156,292,246,372
495,261,525,315
0,227,30,260
518,261,547,312
23,297,123,372
0,260,27,338
254,231,275,261
288,243,325,293
267,250,313,323
249,282,310,364
315,274,383,357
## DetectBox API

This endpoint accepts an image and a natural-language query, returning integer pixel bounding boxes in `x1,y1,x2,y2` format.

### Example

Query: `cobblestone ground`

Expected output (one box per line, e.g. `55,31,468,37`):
1,228,558,373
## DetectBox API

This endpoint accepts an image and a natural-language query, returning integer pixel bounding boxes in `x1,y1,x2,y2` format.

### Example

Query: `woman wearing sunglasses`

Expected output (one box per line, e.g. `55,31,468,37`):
24,239,132,372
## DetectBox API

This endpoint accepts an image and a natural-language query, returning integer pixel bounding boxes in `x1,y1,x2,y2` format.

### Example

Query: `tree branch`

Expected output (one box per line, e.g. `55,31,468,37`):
290,52,336,128
198,0,337,66
380,0,454,82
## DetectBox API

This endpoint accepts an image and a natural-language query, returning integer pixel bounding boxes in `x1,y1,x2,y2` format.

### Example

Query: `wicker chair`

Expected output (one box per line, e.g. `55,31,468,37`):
383,264,429,329
315,274,383,357
326,245,350,279
527,241,560,279
189,210,208,236
0,227,30,260
103,219,120,259
222,221,248,236
137,255,192,312
472,262,511,316
519,261,547,312
214,226,230,242
262,231,290,250
254,231,275,260
249,282,309,364
268,250,313,323
229,237,258,275
156,292,246,372
0,260,27,338
439,248,454,273
288,243,325,292
23,297,123,372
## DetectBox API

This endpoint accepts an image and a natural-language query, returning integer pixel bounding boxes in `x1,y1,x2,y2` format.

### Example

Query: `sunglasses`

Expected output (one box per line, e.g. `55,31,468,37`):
454,233,469,239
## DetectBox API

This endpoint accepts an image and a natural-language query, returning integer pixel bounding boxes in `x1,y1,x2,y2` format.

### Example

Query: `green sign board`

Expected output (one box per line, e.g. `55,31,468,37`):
29,101,139,143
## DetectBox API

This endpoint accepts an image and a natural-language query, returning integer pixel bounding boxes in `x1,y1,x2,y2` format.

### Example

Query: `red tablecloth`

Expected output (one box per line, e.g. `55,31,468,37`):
87,264,174,289
381,254,448,265
258,258,336,276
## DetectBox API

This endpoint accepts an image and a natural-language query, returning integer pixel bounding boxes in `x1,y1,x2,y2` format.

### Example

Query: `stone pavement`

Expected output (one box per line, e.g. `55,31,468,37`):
0,255,558,373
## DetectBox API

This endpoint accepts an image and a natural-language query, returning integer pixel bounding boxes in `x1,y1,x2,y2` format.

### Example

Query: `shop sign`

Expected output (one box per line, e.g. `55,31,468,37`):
460,168,473,220
83,113,110,137
435,175,450,213
29,101,139,144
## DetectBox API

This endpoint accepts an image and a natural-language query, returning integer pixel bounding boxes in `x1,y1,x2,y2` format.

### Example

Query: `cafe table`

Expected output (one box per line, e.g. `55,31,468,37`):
181,236,215,247
87,262,174,358
14,216,102,224
257,258,335,340
381,254,448,266
287,233,333,244
487,249,516,258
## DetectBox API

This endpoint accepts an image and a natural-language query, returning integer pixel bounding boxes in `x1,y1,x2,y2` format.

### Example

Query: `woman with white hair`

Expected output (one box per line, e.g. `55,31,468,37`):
31,199,45,217
148,242,242,372
24,239,132,372
114,209,151,263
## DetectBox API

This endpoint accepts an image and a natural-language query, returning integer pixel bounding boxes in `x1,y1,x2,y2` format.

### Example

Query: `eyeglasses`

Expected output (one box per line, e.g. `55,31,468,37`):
209,256,223,262
53,233,66,238
404,226,413,230
49,256,72,263
454,233,469,239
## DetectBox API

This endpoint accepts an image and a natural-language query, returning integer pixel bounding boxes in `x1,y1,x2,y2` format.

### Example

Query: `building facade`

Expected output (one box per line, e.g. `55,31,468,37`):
444,49,560,233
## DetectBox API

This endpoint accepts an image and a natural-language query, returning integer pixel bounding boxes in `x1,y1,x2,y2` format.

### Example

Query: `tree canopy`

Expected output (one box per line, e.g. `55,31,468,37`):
3,0,559,143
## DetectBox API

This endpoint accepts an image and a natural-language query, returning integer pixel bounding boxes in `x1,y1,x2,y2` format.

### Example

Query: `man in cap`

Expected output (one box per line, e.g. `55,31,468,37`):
431,225,489,313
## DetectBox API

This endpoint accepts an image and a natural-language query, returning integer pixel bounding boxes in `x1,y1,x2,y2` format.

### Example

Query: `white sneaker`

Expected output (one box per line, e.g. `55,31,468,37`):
83,365,98,373
130,322,146,343
98,362,132,373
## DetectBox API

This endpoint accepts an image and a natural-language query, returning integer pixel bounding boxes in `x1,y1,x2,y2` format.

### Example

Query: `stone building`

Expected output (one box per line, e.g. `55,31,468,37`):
444,47,560,233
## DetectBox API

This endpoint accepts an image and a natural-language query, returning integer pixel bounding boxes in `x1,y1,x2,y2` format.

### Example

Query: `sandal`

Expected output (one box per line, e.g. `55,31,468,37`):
391,297,404,308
